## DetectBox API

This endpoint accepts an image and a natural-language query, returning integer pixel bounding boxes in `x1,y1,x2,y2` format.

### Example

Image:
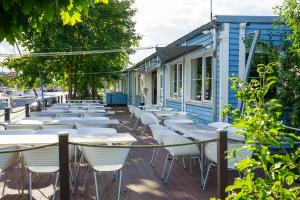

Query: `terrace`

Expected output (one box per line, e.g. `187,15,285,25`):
0,100,236,200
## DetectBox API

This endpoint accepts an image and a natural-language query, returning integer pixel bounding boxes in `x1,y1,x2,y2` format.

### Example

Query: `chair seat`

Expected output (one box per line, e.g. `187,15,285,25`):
28,166,59,173
93,164,123,172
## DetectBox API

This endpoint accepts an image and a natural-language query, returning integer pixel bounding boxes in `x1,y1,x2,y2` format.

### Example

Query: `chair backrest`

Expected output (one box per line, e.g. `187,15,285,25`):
41,124,75,129
205,142,253,169
162,135,199,156
35,129,77,135
208,122,232,129
22,145,68,172
133,107,142,120
140,112,159,126
56,113,82,117
81,145,129,170
30,112,56,118
0,146,18,172
0,129,34,135
149,124,178,144
82,113,106,117
5,124,42,130
76,128,117,136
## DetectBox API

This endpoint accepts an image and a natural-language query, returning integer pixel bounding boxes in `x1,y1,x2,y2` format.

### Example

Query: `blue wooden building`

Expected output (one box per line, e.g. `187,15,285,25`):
119,15,288,124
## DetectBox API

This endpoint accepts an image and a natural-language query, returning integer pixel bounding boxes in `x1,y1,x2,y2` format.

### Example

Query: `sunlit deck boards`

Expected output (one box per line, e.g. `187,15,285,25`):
0,107,223,200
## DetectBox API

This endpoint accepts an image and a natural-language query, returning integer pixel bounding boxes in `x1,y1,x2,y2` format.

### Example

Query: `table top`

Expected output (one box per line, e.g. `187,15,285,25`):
12,119,120,125
0,133,136,146
166,123,244,142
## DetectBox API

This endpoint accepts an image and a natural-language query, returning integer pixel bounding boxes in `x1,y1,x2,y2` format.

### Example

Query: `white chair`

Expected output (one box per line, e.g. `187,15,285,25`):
203,142,253,190
0,146,20,197
161,135,201,183
81,143,130,200
22,146,61,200
208,122,232,129
149,125,178,167
0,129,35,135
139,112,159,139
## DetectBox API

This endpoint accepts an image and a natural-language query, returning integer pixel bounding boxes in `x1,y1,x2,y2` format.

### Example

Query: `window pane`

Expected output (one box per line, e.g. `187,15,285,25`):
170,64,177,98
191,58,202,101
204,56,212,100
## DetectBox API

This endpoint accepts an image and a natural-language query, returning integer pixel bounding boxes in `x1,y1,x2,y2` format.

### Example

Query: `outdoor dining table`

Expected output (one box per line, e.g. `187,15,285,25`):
14,119,120,125
165,122,245,188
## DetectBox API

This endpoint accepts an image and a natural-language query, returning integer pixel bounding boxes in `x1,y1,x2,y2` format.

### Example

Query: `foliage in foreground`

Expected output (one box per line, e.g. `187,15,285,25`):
223,63,300,199
3,0,140,99
0,0,109,43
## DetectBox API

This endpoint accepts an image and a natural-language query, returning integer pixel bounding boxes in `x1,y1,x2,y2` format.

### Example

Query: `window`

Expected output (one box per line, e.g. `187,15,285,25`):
191,56,213,101
135,74,144,95
170,63,183,98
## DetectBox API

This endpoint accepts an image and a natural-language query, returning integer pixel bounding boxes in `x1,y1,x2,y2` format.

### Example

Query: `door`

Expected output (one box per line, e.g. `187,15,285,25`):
152,70,157,105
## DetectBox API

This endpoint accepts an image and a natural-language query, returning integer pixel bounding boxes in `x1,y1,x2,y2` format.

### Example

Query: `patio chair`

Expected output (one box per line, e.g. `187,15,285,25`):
203,142,253,190
0,146,20,197
149,125,178,168
139,112,159,139
208,122,231,129
22,146,62,200
161,135,201,183
80,143,130,200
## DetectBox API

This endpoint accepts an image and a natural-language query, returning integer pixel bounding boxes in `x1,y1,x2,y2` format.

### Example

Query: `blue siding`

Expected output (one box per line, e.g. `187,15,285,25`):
166,100,181,111
228,23,240,109
186,33,213,46
186,104,213,124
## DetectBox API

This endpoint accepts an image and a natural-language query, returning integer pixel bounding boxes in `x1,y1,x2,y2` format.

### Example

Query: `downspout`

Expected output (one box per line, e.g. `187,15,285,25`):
212,22,218,122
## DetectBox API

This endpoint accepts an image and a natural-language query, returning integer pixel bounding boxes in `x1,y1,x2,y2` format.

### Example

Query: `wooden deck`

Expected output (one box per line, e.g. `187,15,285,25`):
0,107,234,200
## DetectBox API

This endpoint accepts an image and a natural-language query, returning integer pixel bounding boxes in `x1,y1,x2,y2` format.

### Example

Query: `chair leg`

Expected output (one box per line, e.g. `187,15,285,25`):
11,168,20,195
94,171,100,200
182,157,186,169
117,170,122,200
52,172,59,200
202,163,212,190
81,167,90,195
161,153,169,179
29,172,32,200
1,173,5,197
150,147,157,165
152,148,160,168
165,157,175,183
189,156,192,175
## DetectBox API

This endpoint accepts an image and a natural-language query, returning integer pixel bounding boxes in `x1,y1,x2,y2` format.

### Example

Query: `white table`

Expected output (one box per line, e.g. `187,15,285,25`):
166,122,244,187
0,133,136,146
15,119,120,125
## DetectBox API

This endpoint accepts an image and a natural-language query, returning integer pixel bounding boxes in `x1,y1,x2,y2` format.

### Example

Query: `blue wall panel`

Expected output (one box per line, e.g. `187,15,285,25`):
186,104,213,124
186,33,212,46
166,100,181,111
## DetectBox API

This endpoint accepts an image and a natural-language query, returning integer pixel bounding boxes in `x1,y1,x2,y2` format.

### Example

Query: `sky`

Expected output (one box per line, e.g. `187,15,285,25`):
130,0,284,64
0,0,284,65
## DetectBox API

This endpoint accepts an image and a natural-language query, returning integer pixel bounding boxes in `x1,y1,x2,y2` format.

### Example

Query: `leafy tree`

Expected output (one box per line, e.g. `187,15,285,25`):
3,0,140,99
0,0,109,43
223,64,300,199
275,0,300,127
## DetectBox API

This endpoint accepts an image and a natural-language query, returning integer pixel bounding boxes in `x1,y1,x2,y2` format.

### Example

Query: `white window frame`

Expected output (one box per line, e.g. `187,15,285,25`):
170,62,183,99
190,53,213,103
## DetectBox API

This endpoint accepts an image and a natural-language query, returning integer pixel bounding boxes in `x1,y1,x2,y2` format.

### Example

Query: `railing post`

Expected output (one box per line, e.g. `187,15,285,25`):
25,104,30,117
4,107,10,122
217,129,228,200
59,133,70,199
61,95,64,103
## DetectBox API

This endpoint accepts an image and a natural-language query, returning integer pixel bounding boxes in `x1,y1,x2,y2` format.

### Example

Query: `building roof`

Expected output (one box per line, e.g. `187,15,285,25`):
132,15,280,69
